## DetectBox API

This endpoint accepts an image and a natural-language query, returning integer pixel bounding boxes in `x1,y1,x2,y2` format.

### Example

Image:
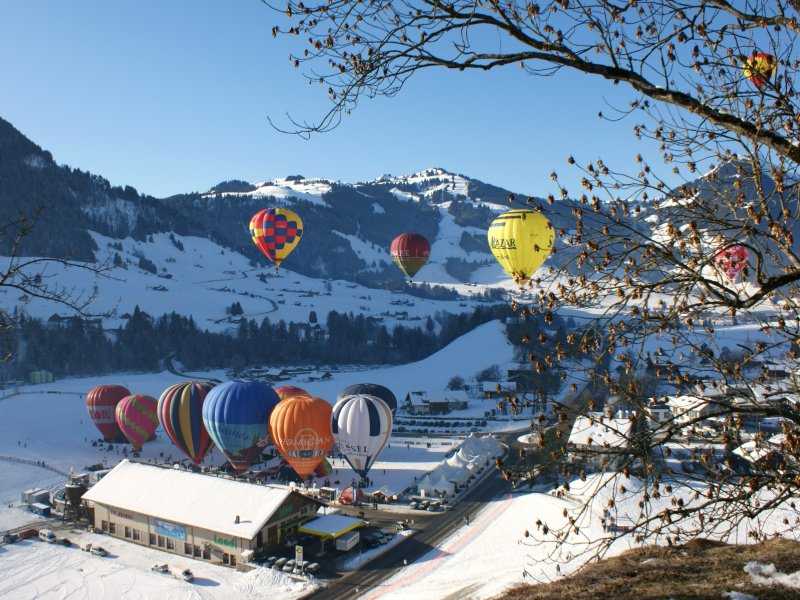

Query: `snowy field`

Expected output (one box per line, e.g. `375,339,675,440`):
1,314,797,598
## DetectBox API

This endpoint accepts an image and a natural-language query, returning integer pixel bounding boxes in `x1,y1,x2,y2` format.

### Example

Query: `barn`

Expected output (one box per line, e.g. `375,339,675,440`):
82,459,323,567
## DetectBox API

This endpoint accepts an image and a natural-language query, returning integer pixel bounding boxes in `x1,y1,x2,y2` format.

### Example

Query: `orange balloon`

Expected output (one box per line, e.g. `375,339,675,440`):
269,395,333,479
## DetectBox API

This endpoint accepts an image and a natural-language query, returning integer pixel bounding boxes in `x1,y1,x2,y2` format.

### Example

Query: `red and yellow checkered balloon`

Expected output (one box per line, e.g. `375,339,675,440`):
250,208,304,268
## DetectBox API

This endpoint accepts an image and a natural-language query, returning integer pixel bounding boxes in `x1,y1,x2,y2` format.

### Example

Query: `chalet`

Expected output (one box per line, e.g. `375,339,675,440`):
567,413,634,471
667,394,718,426
402,391,431,415
481,381,515,398
438,390,469,411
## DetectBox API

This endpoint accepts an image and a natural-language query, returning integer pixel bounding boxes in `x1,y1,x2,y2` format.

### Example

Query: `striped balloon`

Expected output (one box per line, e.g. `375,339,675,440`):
115,394,159,451
332,394,393,479
158,382,216,464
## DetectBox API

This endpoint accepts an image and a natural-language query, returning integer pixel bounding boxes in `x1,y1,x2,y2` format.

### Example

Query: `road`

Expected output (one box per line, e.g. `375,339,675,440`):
305,430,525,599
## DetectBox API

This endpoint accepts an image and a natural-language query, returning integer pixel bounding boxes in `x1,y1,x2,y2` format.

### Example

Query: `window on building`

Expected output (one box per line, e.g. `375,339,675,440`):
157,535,165,548
185,543,192,555
223,553,229,565
109,523,116,535
202,547,211,560
101,520,108,532
194,546,201,558
132,529,141,541
149,533,156,545
230,555,237,567
124,526,132,539
166,538,175,550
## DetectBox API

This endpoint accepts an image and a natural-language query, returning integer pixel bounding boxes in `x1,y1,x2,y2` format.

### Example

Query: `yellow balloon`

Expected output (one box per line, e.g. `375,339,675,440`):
488,210,554,284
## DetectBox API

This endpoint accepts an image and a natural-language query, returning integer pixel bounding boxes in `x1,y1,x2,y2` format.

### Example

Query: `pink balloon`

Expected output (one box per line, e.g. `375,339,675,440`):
714,245,749,280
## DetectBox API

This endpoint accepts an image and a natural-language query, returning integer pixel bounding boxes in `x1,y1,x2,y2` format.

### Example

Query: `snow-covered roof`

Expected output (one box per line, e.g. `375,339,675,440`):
667,395,708,412
82,460,301,539
481,381,515,393
733,434,786,463
568,415,633,449
441,390,469,402
298,514,364,538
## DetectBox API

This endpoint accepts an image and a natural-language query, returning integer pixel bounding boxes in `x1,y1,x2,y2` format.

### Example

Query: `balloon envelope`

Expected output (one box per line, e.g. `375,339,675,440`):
250,208,304,268
488,209,554,284
158,381,216,464
115,394,159,451
86,384,130,442
390,233,431,279
270,395,333,479
337,383,397,416
202,380,280,472
275,385,312,401
744,53,776,89
313,457,333,478
332,394,393,479
714,245,749,280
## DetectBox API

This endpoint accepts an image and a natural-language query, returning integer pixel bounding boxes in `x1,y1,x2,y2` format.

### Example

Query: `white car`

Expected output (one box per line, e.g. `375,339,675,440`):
171,566,194,582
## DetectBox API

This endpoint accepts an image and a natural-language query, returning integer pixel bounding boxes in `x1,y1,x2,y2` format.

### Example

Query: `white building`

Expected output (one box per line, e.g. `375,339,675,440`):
82,460,322,568
667,395,717,425
568,413,634,470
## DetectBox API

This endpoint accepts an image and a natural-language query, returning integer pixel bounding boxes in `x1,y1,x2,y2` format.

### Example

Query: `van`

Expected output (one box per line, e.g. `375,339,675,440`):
38,529,56,543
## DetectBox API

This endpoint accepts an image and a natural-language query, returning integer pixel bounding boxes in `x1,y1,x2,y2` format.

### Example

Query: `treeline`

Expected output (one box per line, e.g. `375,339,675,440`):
7,304,511,380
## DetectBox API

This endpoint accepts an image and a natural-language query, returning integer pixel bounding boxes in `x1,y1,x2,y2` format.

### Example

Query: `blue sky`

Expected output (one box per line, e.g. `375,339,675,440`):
0,1,646,199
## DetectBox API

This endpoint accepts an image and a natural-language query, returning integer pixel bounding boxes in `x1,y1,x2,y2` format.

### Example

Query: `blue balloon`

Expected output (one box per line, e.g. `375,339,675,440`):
337,383,397,416
201,380,280,472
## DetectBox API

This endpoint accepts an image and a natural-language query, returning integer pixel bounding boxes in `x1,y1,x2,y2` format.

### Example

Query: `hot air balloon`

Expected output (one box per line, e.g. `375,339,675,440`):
250,208,303,269
390,233,431,280
714,244,749,280
158,381,216,464
86,384,130,442
744,53,777,89
337,383,398,416
313,457,333,478
202,380,280,472
332,394,393,480
115,394,159,451
275,385,312,401
488,209,554,285
269,395,333,479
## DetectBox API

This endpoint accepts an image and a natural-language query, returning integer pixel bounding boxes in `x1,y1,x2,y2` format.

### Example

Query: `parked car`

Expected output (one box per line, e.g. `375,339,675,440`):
282,559,297,572
305,562,321,575
151,564,169,574
409,501,418,509
57,537,72,547
265,556,278,567
90,546,108,557
273,557,289,569
1,533,18,544
363,537,380,549
171,566,194,582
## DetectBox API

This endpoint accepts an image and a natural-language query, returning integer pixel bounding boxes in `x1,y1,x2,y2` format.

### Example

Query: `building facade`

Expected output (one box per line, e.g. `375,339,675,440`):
83,460,322,567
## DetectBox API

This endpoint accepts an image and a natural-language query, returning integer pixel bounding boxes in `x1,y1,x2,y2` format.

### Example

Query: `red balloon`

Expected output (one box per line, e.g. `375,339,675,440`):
86,384,130,442
116,394,159,451
390,233,431,279
714,245,749,280
275,385,312,401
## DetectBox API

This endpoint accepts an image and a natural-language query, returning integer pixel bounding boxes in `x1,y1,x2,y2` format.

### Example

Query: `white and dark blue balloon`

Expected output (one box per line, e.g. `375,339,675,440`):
331,394,393,479
337,383,397,416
